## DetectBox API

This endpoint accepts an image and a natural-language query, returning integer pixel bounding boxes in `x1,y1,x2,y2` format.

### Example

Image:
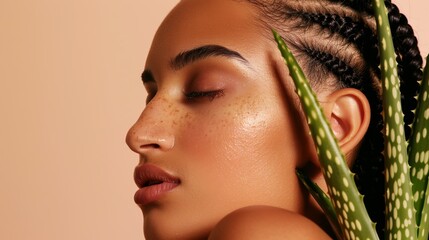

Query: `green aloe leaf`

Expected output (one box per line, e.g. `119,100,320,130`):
273,30,378,240
296,169,343,240
418,175,429,240
409,55,429,231
371,0,417,239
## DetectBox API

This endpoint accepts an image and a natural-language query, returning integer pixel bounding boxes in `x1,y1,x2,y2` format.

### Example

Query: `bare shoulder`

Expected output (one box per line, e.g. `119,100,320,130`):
208,205,332,240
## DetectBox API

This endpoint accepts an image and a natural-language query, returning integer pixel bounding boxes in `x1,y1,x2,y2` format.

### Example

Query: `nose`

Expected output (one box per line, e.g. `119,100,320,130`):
126,102,175,154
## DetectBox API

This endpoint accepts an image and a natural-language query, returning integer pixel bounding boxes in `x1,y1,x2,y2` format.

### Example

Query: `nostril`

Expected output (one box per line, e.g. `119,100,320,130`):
140,143,161,149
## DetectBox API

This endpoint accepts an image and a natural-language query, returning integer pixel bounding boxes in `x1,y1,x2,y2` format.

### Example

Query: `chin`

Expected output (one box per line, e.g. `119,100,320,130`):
144,226,210,240
143,215,213,240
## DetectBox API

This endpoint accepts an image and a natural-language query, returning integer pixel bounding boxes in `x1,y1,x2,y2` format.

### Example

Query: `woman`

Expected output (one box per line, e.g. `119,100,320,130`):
126,0,422,239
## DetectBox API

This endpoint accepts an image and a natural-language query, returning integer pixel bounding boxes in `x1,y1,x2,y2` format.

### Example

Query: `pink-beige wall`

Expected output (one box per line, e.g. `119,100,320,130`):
0,1,427,240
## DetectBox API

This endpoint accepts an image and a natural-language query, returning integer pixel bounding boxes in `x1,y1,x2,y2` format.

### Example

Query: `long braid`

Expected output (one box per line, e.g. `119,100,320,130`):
384,1,422,138
248,0,422,238
325,2,423,237
334,1,423,234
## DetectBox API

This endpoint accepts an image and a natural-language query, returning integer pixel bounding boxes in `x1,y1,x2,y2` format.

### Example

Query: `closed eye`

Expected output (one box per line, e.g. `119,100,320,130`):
185,90,225,102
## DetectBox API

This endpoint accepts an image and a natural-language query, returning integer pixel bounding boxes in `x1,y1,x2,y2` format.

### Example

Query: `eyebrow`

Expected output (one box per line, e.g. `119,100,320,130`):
170,44,249,70
141,45,250,83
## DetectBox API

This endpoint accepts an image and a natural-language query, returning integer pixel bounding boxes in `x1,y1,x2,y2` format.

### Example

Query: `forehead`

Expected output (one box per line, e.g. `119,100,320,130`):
146,0,267,68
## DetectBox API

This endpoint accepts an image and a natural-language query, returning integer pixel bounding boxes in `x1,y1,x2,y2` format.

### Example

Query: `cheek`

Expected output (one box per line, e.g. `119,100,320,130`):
182,95,306,165
180,96,275,164
178,94,308,204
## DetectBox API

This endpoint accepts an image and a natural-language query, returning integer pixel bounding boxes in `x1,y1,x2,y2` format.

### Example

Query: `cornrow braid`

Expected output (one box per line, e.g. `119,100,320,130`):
290,11,381,79
329,0,423,138
303,48,365,89
247,0,423,238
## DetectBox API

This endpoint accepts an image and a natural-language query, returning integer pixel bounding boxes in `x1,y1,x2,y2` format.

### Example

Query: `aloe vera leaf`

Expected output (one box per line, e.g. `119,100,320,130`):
273,30,378,240
371,0,418,239
296,169,343,240
409,55,429,228
418,175,429,240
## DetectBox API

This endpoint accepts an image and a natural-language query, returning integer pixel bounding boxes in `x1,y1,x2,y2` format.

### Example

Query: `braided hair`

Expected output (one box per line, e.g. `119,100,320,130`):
246,0,423,238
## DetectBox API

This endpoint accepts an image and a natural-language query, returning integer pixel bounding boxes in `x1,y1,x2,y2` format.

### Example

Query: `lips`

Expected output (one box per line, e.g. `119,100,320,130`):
134,164,180,205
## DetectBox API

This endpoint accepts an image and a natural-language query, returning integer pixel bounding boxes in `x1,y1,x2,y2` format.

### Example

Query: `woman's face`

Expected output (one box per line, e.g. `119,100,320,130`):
127,0,316,239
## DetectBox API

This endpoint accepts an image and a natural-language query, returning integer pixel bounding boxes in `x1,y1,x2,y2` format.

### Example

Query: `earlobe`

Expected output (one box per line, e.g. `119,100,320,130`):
323,88,371,161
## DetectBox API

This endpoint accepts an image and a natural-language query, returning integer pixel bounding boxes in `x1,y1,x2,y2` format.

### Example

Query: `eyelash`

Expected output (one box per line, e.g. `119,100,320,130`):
185,90,225,101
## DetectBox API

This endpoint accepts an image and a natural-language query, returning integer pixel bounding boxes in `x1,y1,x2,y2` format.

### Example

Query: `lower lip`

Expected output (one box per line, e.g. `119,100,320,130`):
134,182,179,205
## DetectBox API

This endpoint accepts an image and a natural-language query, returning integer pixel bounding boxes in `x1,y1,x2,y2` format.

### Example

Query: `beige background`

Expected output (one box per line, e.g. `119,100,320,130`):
0,1,428,240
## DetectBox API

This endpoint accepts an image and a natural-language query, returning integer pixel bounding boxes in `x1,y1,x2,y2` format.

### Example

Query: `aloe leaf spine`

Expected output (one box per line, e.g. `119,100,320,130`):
418,175,429,240
409,55,429,230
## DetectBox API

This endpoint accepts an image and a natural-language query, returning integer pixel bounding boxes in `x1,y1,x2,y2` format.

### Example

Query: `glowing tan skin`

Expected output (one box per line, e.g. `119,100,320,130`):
126,0,371,239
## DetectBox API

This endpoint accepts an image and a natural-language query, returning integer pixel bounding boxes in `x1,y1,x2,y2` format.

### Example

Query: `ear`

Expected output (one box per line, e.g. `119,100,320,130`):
321,88,371,160
304,88,371,203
